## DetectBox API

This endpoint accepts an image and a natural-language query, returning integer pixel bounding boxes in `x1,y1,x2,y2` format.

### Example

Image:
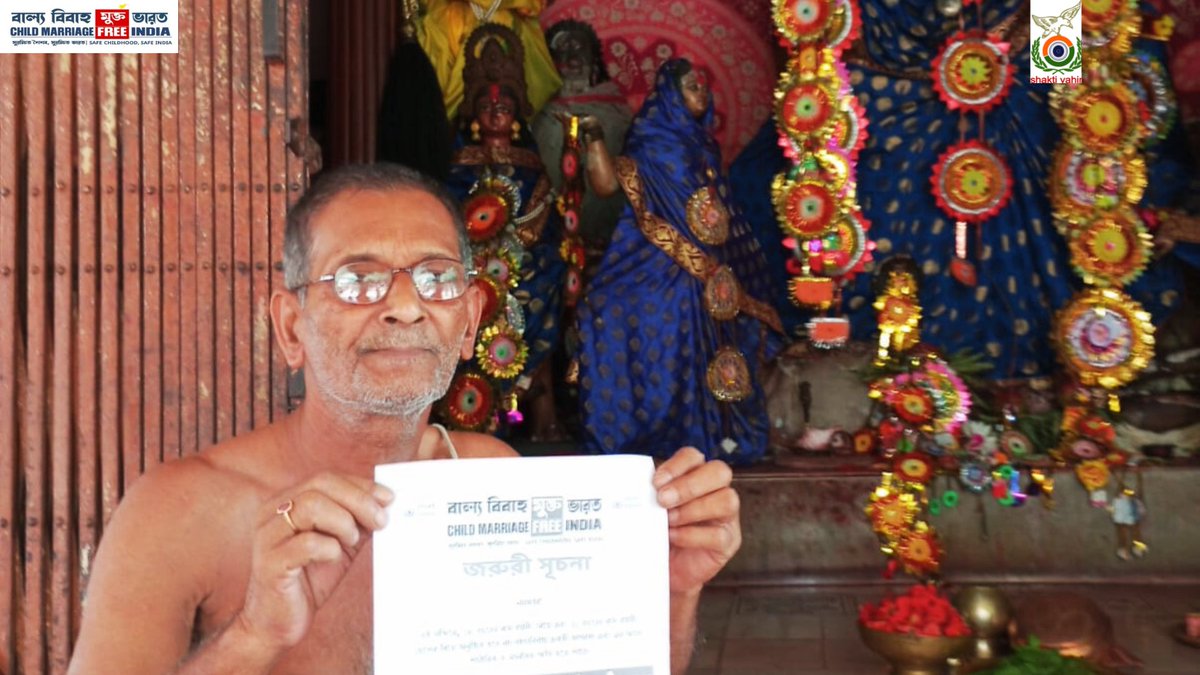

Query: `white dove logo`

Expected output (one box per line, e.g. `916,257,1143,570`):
1032,2,1082,39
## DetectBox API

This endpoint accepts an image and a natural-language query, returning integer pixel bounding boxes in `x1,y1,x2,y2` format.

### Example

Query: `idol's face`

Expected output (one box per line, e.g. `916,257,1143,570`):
679,68,710,119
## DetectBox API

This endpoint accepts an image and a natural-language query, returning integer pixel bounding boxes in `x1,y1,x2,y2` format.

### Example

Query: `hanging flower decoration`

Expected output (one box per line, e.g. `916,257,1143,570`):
1054,287,1155,390
1080,0,1141,59
773,174,841,239
833,97,870,158
1044,0,1159,545
931,32,1013,113
443,167,531,431
902,359,973,435
928,10,1016,288
477,246,522,289
475,324,529,379
867,480,919,541
928,363,972,425
555,114,590,316
876,296,921,351
854,428,878,454
1067,208,1151,287
896,526,943,577
1052,80,1147,154
463,173,521,242
563,267,583,308
895,453,935,484
1067,437,1106,461
868,468,940,578
889,385,935,425
998,429,1033,458
931,140,1013,223
771,0,837,45
1126,51,1177,145
1074,459,1111,493
441,371,496,431
959,460,992,494
775,73,842,145
1049,148,1146,227
1078,414,1117,443
473,274,506,326
771,0,870,333
960,420,998,458
816,212,871,277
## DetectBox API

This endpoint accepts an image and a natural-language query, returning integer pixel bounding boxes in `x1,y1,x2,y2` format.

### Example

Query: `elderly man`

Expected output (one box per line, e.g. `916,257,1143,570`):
67,163,741,674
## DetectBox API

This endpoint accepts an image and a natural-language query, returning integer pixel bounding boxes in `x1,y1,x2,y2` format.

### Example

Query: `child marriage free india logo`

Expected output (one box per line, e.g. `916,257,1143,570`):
1029,1,1083,84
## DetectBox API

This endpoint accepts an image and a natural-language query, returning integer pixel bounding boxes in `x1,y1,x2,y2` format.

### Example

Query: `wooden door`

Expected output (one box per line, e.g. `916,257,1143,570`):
0,1,310,672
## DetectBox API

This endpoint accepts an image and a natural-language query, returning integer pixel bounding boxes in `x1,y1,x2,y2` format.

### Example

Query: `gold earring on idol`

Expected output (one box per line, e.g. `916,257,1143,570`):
470,120,481,142
511,120,521,141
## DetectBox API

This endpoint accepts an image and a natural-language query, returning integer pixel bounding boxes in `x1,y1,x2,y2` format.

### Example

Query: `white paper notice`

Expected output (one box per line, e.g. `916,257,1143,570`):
374,454,669,675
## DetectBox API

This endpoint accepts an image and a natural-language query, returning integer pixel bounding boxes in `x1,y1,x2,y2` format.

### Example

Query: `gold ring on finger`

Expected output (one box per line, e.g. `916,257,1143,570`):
276,498,299,533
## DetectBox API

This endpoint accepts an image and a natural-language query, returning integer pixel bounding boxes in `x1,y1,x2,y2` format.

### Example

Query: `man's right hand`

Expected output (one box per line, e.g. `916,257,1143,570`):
235,473,394,658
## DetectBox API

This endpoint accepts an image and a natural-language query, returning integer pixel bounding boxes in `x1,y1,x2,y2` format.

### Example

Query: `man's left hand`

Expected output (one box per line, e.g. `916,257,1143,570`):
654,447,741,595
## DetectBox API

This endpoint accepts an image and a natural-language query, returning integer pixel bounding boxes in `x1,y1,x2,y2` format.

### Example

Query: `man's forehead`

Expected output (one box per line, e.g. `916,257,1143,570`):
309,188,458,249
316,187,451,221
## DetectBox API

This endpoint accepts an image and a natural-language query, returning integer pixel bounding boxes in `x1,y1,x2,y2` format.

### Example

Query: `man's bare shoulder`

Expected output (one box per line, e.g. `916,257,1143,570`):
447,430,520,459
106,424,286,559
123,426,280,512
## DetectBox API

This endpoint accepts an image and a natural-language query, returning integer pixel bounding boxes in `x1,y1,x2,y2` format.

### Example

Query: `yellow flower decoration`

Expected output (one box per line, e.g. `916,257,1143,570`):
474,324,528,380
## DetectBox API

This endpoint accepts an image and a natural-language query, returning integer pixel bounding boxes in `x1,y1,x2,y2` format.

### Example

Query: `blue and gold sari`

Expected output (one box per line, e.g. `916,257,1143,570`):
577,60,784,465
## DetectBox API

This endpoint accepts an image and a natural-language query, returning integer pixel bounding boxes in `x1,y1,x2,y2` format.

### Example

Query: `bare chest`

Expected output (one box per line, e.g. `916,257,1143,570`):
200,544,375,674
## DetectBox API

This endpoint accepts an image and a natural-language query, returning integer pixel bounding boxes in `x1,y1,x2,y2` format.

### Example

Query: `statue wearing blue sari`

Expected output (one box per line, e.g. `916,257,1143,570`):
440,24,566,437
577,59,785,466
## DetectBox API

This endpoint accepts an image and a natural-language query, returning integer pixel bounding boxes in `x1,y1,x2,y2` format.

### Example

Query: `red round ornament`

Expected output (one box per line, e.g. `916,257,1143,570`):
931,32,1012,114
931,140,1013,223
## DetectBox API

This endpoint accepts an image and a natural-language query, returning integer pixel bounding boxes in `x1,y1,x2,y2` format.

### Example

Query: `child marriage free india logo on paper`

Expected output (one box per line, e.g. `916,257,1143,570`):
1029,1,1083,83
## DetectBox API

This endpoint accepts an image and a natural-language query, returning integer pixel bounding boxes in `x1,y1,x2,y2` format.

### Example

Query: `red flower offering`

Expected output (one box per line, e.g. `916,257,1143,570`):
859,584,971,637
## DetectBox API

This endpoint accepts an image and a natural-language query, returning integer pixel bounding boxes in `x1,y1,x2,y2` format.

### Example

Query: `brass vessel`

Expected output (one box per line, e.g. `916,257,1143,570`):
953,585,1013,663
859,624,972,675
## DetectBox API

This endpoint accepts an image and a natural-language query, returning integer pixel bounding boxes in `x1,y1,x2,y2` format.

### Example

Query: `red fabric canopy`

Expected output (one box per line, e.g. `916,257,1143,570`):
542,0,776,164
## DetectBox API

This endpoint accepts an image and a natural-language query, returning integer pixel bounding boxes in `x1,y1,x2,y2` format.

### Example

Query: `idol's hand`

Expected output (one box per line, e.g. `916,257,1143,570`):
654,447,741,595
554,111,605,143
235,473,393,655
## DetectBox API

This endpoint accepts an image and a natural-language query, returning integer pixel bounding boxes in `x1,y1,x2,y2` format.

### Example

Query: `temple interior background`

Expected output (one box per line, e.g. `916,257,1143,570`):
2,0,1200,673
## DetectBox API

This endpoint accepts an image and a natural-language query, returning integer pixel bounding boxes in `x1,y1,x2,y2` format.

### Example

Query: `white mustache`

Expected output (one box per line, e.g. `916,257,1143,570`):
357,335,441,354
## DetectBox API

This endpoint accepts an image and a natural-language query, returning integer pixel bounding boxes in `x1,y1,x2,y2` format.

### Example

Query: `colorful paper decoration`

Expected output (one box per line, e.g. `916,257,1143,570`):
556,115,588,308
931,140,1014,223
1052,79,1148,154
771,0,872,343
441,371,497,431
475,323,529,380
1054,287,1155,390
1067,208,1152,287
1046,0,1159,536
928,6,1014,286
1049,148,1146,225
931,31,1013,113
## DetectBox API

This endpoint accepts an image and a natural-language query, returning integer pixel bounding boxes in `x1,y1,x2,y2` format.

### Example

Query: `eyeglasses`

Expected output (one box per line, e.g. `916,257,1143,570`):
302,259,476,305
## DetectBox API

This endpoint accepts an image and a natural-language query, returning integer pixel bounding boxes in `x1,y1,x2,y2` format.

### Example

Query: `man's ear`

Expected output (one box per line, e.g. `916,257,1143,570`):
459,282,484,361
270,289,307,370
